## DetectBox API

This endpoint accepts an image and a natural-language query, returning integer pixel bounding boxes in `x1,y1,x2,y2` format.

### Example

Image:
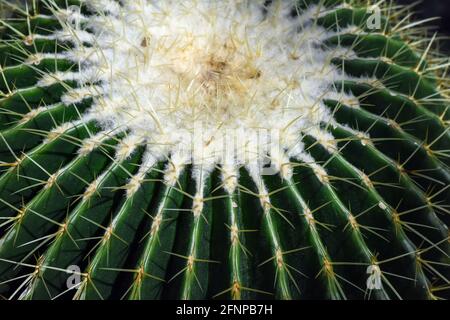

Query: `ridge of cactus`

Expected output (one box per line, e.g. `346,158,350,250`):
0,0,448,300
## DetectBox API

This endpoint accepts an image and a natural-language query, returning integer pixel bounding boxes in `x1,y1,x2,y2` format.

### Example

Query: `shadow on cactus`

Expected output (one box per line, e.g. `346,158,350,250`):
0,0,448,300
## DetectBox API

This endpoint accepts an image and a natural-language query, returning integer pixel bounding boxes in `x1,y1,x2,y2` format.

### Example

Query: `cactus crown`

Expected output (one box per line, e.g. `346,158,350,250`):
0,0,449,300
58,0,345,177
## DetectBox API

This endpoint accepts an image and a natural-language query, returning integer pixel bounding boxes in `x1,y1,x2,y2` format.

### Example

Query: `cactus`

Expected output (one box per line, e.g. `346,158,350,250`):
0,0,448,300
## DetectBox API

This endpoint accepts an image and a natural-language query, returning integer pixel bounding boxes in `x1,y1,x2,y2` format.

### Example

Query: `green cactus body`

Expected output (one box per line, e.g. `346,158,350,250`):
0,0,448,300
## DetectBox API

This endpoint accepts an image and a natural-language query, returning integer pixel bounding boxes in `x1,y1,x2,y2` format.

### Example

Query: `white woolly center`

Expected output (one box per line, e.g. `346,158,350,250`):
62,0,347,172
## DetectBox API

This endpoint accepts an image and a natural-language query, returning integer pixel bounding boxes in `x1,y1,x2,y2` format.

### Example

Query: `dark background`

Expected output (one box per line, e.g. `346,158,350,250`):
398,0,450,50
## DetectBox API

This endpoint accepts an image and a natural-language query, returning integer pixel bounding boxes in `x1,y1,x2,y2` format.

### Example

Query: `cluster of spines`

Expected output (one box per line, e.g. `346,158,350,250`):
0,0,448,300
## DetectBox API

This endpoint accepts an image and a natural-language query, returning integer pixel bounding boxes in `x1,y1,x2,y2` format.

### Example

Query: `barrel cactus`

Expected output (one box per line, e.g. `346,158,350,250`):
0,0,448,300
